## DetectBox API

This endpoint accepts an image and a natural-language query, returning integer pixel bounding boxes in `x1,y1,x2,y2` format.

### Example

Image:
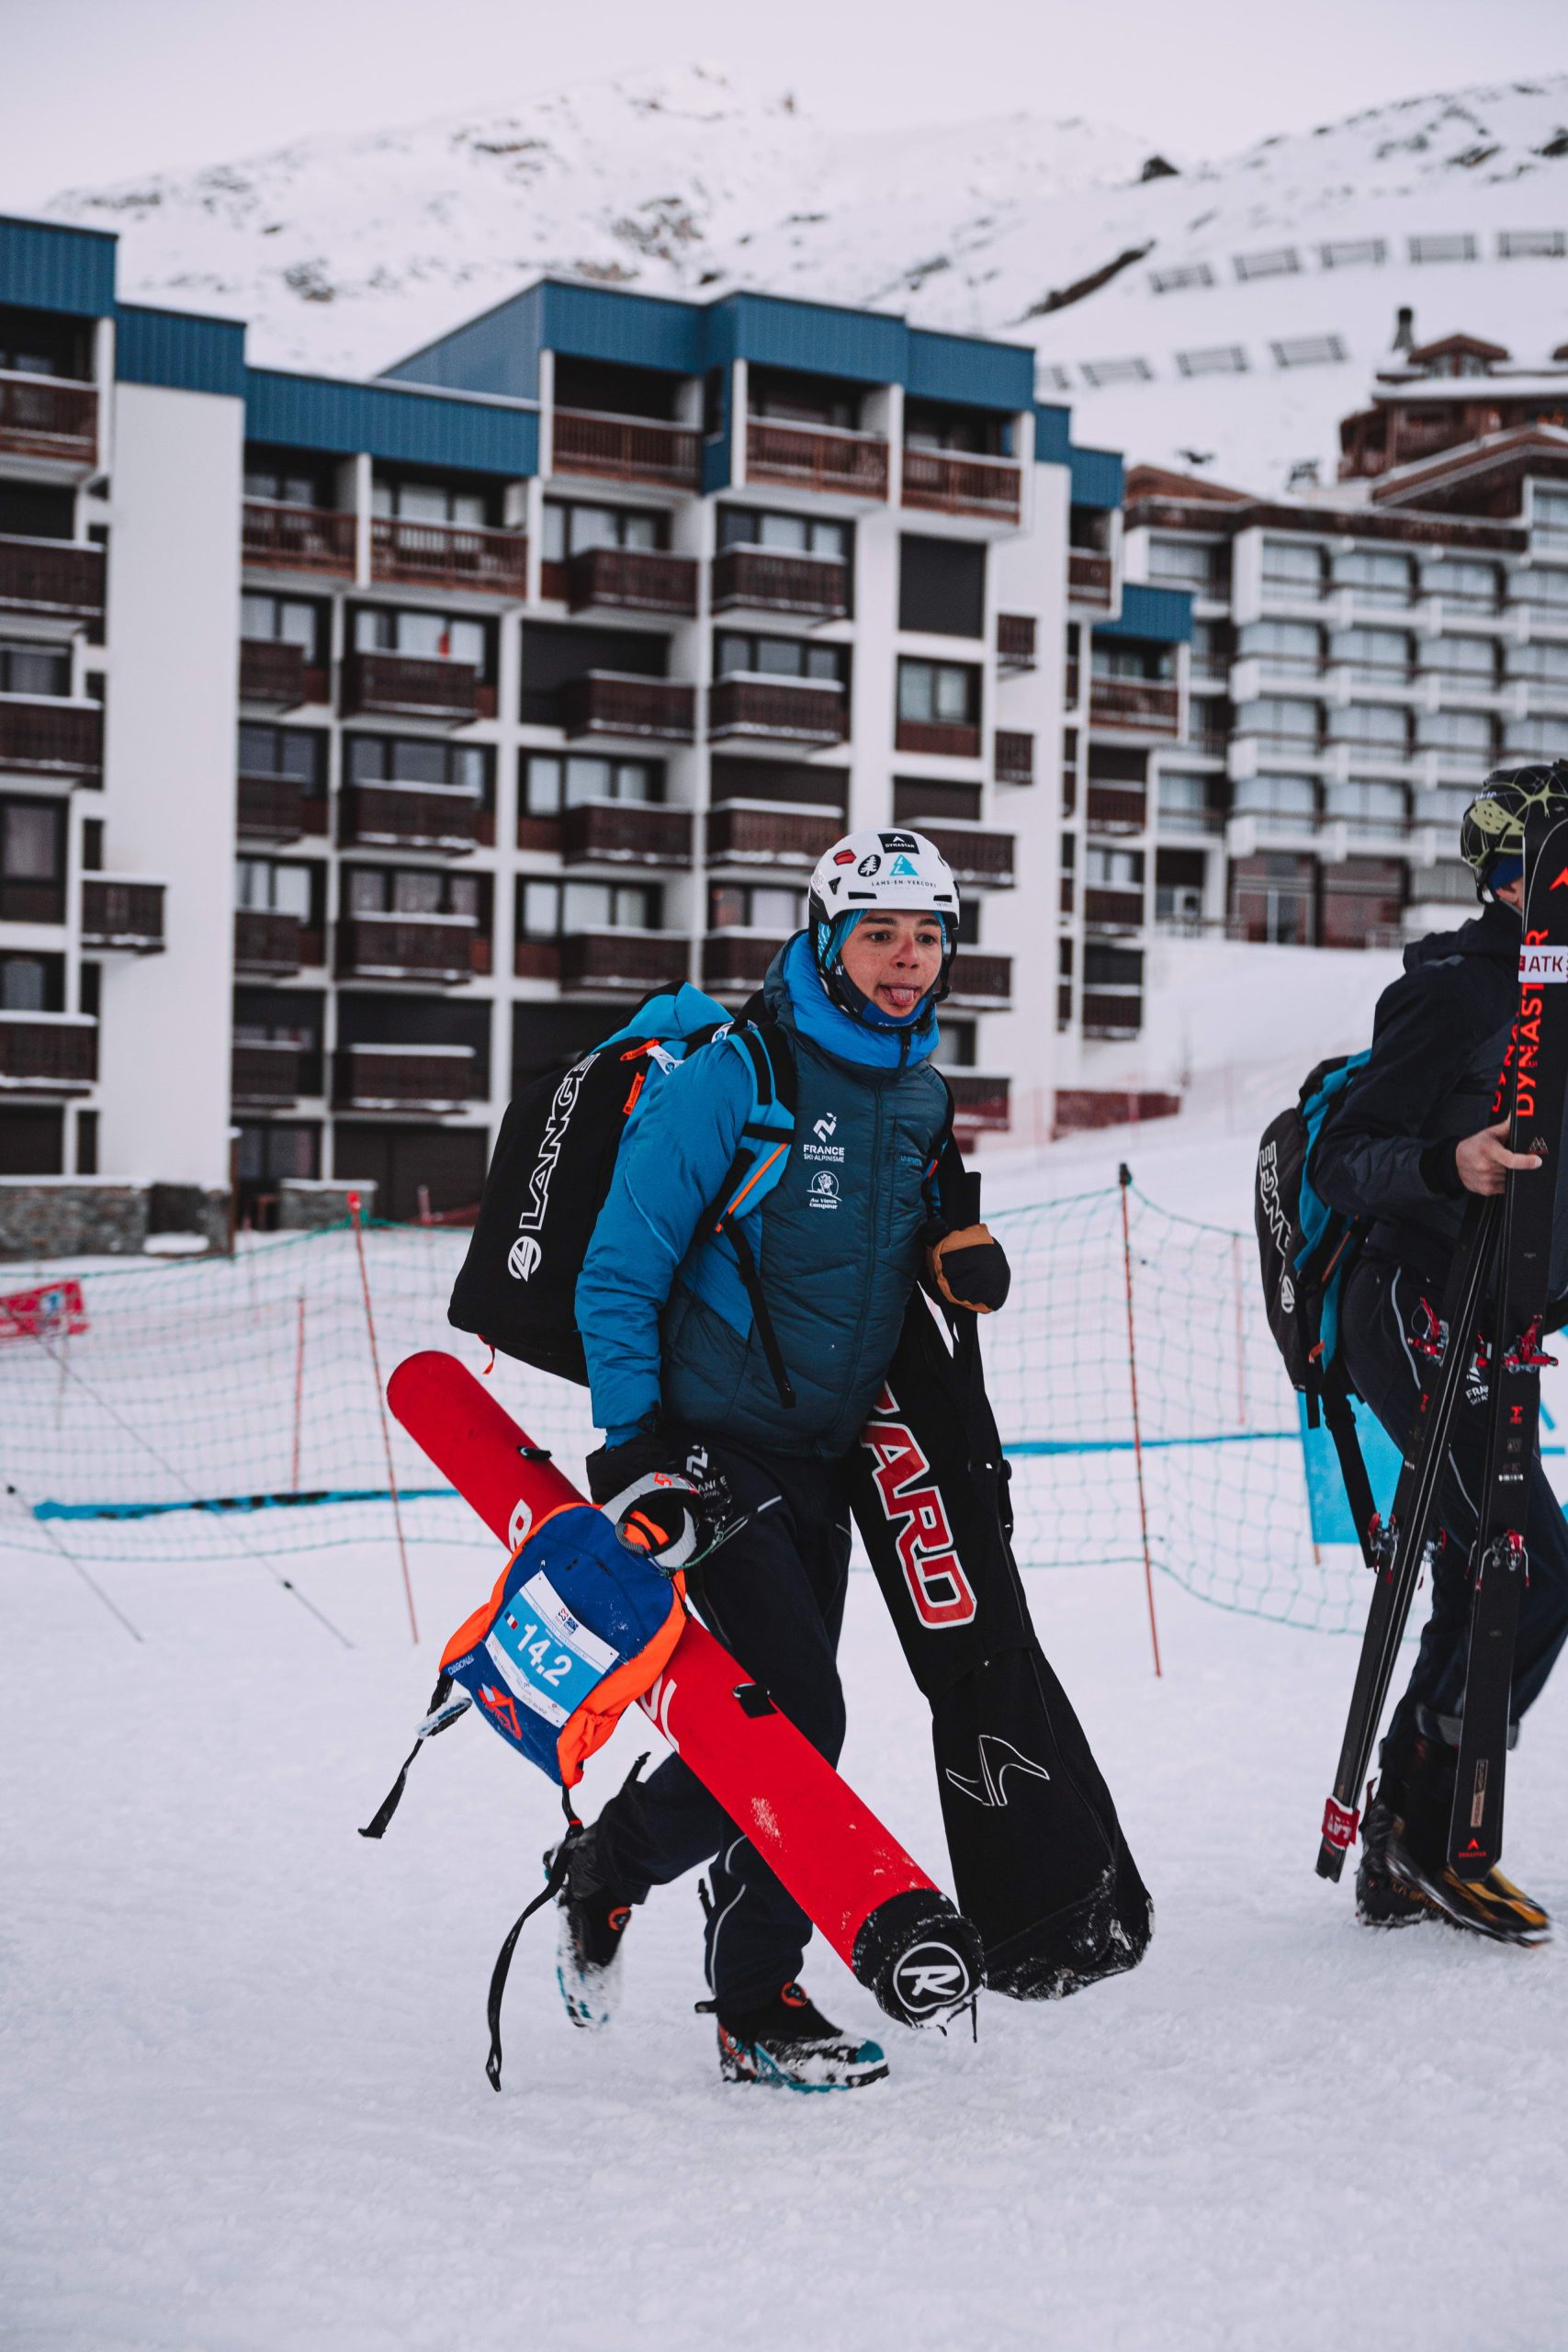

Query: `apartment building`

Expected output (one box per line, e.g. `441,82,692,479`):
0,214,1141,1237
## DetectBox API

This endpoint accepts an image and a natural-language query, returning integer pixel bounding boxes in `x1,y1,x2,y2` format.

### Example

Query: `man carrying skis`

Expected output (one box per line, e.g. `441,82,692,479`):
551,830,1010,2088
1314,763,1568,1941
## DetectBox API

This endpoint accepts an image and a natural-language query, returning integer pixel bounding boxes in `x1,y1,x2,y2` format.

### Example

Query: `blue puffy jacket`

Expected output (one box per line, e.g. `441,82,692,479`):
576,934,950,1457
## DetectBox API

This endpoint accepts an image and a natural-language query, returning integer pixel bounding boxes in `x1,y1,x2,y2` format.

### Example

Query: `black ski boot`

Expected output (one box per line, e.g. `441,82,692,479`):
547,1826,635,2030
704,1981,889,2092
1360,1734,1551,1947
1356,1774,1438,1928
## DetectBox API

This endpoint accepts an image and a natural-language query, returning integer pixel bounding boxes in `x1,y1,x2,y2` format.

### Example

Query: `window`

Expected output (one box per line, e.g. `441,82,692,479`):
1230,853,1316,945
236,1124,321,1185
1320,239,1386,269
1149,537,1225,590
1518,567,1568,611
1419,786,1479,831
0,953,54,1011
708,883,806,933
1509,641,1568,686
1156,772,1212,830
0,305,88,379
1331,626,1411,677
1238,619,1321,670
933,1017,976,1070
1409,234,1476,264
1531,486,1568,548
1333,548,1413,605
1500,229,1568,259
1080,358,1152,388
347,736,489,793
372,476,489,527
1424,559,1500,608
904,401,1011,458
1176,347,1248,377
748,368,862,431
1189,618,1231,677
354,608,485,666
236,858,312,918
244,455,332,506
347,868,478,919
1083,943,1143,989
1427,637,1496,684
1271,335,1348,369
1238,697,1321,747
1149,263,1214,292
0,639,70,696
522,753,660,814
1234,248,1300,280
541,503,663,561
1261,538,1325,594
239,724,326,785
1325,779,1405,829
1092,639,1175,683
897,659,979,724
1505,719,1565,757
716,633,846,684
1331,704,1409,752
898,537,985,638
717,508,848,559
0,799,64,922
521,879,661,935
0,482,73,539
242,592,320,650
1085,846,1142,888
1233,774,1317,822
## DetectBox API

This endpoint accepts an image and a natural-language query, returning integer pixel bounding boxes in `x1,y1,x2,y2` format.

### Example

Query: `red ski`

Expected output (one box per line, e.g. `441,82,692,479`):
388,1351,982,2030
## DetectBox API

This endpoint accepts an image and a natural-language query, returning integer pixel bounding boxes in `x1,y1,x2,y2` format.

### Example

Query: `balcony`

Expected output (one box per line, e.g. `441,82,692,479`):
917,825,1015,888
994,730,1034,786
371,516,527,598
997,614,1036,671
705,803,841,868
343,652,484,725
901,448,1021,523
243,501,356,579
515,931,690,989
559,672,696,742
234,909,309,975
947,954,1012,1008
343,783,480,854
237,775,325,842
80,877,165,953
231,1038,307,1105
945,1072,1010,1132
0,697,102,780
894,717,981,760
0,1011,96,1090
338,913,479,983
711,546,849,619
1089,678,1181,736
0,875,63,922
1067,550,1114,610
1081,991,1144,1039
745,418,888,501
559,800,694,868
709,675,849,746
0,536,104,619
1083,887,1145,933
552,409,700,492
1085,785,1147,834
239,640,327,710
334,1042,479,1112
702,932,785,991
567,545,697,616
0,372,97,471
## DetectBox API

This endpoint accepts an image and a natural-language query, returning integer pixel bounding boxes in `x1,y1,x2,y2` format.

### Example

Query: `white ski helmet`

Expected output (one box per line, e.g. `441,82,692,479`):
806,827,960,1011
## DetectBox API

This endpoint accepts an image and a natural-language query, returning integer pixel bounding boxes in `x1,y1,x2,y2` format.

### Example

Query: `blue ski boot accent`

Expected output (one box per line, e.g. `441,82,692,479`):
706,1982,889,2091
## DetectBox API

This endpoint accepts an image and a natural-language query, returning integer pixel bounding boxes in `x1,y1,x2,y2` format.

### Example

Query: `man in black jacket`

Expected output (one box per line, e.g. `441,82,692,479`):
1314,763,1568,1943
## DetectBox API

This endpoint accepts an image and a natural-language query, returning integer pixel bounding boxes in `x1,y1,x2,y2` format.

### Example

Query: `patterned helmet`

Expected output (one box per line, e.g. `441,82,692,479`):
1460,762,1568,898
806,828,959,1012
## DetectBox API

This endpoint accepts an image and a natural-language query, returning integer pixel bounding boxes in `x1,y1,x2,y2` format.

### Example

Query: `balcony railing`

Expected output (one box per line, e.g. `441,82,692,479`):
1067,550,1114,609
945,1072,1010,1132
567,545,697,616
894,716,981,760
0,536,104,618
918,825,1015,887
1089,678,1181,735
231,1038,307,1105
711,545,850,619
344,783,480,853
234,909,306,974
709,674,849,745
334,1043,479,1111
239,639,327,709
338,913,479,982
559,930,691,991
901,447,1022,522
1085,785,1148,833
997,614,1037,670
243,501,356,578
371,515,527,597
705,803,842,868
559,672,697,742
947,954,1012,1007
344,651,483,724
0,372,97,469
552,408,700,491
702,931,786,990
237,775,325,841
994,729,1034,786
559,799,694,868
0,697,102,779
0,1011,96,1089
80,877,165,952
745,418,888,500
1081,991,1144,1038
1083,887,1145,931
0,876,63,922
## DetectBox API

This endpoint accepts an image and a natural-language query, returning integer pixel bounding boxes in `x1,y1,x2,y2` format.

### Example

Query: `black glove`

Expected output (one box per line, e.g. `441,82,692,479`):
584,1430,743,1573
926,1222,1011,1314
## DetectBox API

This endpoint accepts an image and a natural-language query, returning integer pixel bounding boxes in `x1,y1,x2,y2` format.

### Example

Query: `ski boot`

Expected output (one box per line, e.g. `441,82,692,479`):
703,1981,889,2092
547,1826,635,2030
1360,1736,1551,1948
1356,1776,1438,1928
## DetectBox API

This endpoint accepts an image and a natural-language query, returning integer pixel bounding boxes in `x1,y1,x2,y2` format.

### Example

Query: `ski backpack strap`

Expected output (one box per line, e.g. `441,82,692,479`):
693,1006,799,1409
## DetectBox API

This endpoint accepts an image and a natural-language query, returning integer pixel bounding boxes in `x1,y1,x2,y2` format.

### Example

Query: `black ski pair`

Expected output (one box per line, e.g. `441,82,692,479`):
1317,812,1568,1888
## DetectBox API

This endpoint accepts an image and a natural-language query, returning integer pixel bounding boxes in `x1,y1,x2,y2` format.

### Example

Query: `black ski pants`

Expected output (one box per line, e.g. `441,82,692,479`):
591,1439,852,2012
1339,1251,1568,1769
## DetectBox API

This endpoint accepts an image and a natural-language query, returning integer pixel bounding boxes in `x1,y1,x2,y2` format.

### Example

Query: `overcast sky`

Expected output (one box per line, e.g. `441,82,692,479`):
2,0,1565,207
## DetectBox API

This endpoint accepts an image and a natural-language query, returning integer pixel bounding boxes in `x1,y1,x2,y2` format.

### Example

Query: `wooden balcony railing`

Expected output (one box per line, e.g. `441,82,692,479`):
994,729,1034,786
702,932,787,990
901,447,1021,522
746,418,889,500
1083,887,1146,931
1085,785,1148,833
0,372,97,469
997,613,1037,670
945,1072,1010,1132
709,675,849,745
552,409,700,491
0,876,64,923
1081,992,1144,1038
338,914,478,982
894,716,981,760
243,501,356,578
237,775,324,841
234,909,306,974
371,515,527,597
1067,549,1114,607
559,800,694,868
1065,658,1081,706
80,877,165,952
558,931,692,991
0,697,102,778
1089,678,1181,735
947,954,1012,1006
343,783,480,853
918,825,1015,887
333,1043,479,1110
239,639,327,708
711,546,850,618
560,672,696,742
567,545,697,616
231,1038,307,1104
705,803,842,868
344,651,483,724
0,1012,96,1088
0,536,104,617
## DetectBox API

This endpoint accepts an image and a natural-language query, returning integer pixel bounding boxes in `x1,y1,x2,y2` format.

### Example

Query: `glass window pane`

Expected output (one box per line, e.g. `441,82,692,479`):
447,876,478,918
0,957,46,1012
2,805,55,878
390,737,446,785
756,638,801,676
397,484,447,523
541,504,566,563
564,881,612,930
709,886,747,930
716,635,749,675
1430,637,1495,677
347,869,383,913
568,506,619,554
279,732,318,784
898,662,932,721
392,870,442,913
807,519,847,559
525,757,561,815
278,602,315,650
752,888,801,930
524,880,558,934
452,493,486,529
758,513,809,552
622,513,659,550
396,611,443,657
934,666,970,720
273,865,310,919
241,594,275,639
345,737,382,783
369,481,393,517
615,762,654,802
354,609,386,652
565,756,610,806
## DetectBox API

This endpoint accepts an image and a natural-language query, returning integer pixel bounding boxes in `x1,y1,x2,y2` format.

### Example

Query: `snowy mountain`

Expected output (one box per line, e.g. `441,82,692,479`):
43,63,1568,492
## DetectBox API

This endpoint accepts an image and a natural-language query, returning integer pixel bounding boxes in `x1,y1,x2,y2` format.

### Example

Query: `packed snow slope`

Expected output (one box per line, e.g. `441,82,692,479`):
44,62,1568,491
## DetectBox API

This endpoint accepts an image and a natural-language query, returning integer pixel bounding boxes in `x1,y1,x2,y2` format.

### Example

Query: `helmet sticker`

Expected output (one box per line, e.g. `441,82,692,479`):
857,854,882,876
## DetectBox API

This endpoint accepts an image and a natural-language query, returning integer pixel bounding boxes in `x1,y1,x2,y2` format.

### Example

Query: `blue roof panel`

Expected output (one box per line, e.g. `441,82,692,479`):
0,216,117,319
1069,444,1125,509
245,367,537,475
1095,581,1193,645
116,304,247,397
905,329,1033,413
